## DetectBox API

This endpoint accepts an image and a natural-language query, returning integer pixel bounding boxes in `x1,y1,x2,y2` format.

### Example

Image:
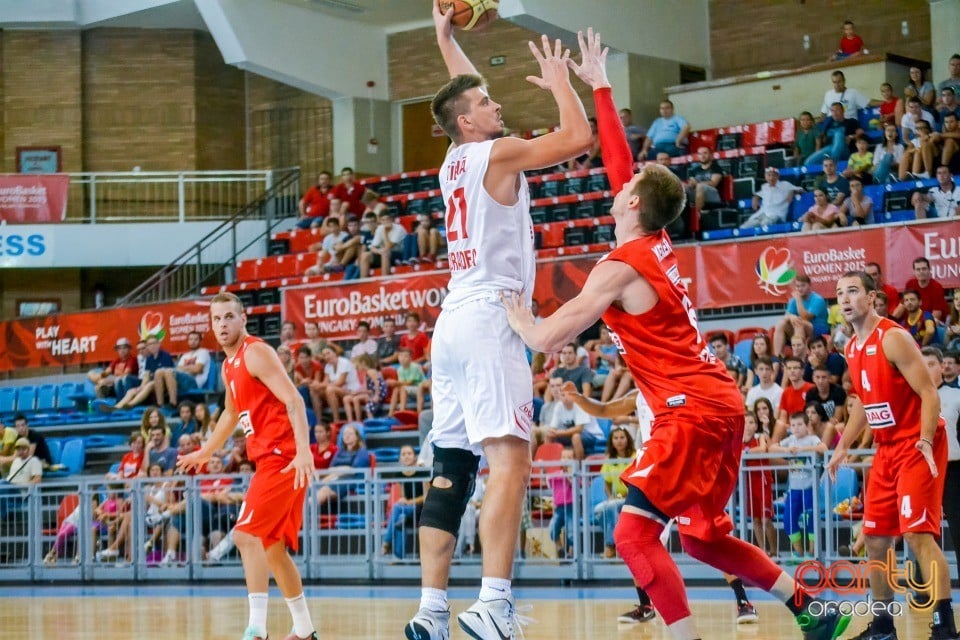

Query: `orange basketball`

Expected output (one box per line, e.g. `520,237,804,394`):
440,0,499,31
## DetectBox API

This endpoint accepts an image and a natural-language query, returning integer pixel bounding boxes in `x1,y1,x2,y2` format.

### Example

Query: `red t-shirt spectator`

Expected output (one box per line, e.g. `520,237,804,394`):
311,442,338,470
839,35,864,56
199,476,233,494
903,278,949,320
295,360,322,384
880,283,899,308
780,382,815,418
332,182,367,217
118,451,144,479
399,332,431,362
109,355,139,378
302,185,332,219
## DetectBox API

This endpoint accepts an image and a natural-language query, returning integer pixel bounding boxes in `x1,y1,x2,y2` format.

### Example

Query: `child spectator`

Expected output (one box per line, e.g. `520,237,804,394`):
873,83,900,127
793,111,820,165
747,332,780,387
547,448,576,559
829,20,865,61
769,412,827,559
841,136,874,184
381,445,429,559
744,356,783,415
398,312,431,364
742,412,776,557
343,354,389,420
594,426,635,559
389,348,424,416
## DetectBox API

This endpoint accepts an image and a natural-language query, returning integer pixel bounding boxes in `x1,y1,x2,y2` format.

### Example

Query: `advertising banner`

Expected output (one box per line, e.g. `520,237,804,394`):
0,174,69,223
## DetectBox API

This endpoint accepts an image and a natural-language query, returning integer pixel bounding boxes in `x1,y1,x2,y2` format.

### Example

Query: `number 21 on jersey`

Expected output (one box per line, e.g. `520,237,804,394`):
446,187,469,242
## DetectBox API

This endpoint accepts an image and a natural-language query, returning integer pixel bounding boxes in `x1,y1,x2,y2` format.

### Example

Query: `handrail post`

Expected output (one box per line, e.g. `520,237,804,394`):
89,176,97,224
178,173,186,223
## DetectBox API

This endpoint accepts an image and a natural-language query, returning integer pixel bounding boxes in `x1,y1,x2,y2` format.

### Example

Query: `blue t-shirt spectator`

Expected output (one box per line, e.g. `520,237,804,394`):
149,446,178,472
788,292,830,337
647,114,689,146
145,349,175,374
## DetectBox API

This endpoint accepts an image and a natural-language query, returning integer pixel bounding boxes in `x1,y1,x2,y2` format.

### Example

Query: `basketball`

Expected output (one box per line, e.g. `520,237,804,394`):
441,0,499,31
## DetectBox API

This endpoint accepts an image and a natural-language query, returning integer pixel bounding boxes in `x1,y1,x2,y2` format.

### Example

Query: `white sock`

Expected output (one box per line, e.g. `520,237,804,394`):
769,571,797,603
284,593,315,638
420,587,448,612
479,577,512,602
248,593,269,636
667,616,700,640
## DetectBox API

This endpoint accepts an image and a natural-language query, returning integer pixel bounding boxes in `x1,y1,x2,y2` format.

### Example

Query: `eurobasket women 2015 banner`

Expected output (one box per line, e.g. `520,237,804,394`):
0,300,216,372
0,174,69,223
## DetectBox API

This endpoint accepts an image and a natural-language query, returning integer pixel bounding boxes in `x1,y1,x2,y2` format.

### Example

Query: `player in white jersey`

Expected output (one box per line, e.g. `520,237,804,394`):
405,3,592,640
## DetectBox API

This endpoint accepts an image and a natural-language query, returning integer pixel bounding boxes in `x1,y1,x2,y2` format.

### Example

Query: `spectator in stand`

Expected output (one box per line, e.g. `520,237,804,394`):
279,321,297,347
303,320,341,357
744,357,783,415
105,431,146,480
741,167,804,228
310,422,338,470
143,424,177,475
381,445,430,559
345,354,389,420
940,54,960,96
547,448,576,558
331,167,367,218
173,400,196,443
806,103,860,166
350,321,379,360
839,176,873,226
684,146,724,213
709,333,748,390
799,189,843,231
864,262,900,311
90,337,140,399
899,290,938,347
944,350,960,388
590,326,619,400
277,344,295,382
841,136,874,184
360,189,388,217
901,97,937,145
926,113,960,174
874,291,892,320
639,99,690,159
106,335,173,411
319,345,362,423
873,83,900,128
154,331,211,408
903,66,937,113
552,342,594,398
11,414,51,467
939,87,960,123
773,273,829,357
297,171,333,229
804,366,846,420
595,426,635,558
568,117,602,170
389,347,424,416
872,124,905,184
819,70,870,120
409,212,445,265
359,210,407,278
812,157,850,207
619,108,646,160
545,376,604,460
139,406,170,445
193,402,212,442
894,256,951,322
777,356,815,428
746,332,780,390
0,438,41,518
806,335,846,384
828,20,865,61
398,312,430,365
377,317,401,366
741,412,775,557
324,215,364,274
794,111,820,165
946,291,960,351
304,217,349,276
315,424,371,509
911,164,960,220
294,345,325,420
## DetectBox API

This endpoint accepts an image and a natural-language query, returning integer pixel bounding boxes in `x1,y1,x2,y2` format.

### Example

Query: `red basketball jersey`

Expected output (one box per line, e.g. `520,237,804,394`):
223,335,296,462
599,232,743,417
845,317,942,445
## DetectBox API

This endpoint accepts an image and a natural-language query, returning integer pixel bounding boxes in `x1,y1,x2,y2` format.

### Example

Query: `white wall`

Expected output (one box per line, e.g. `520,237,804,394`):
931,0,960,86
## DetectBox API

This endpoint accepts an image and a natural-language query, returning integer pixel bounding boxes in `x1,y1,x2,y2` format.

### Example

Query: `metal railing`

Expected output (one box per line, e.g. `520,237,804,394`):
65,170,292,224
115,168,300,306
5,453,956,584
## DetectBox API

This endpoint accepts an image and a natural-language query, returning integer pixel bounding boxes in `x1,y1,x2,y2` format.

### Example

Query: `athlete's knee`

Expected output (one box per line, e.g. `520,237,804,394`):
614,513,666,586
419,446,481,536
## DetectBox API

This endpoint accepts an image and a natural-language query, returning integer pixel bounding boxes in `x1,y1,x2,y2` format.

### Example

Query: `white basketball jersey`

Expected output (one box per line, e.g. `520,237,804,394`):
439,139,535,308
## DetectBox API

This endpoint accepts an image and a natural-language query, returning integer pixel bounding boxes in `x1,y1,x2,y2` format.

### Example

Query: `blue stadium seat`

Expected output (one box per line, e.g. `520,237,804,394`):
46,439,85,477
733,339,753,365
596,418,612,440
36,384,58,412
372,447,400,463
0,388,16,415
46,438,63,465
83,434,127,449
16,386,37,413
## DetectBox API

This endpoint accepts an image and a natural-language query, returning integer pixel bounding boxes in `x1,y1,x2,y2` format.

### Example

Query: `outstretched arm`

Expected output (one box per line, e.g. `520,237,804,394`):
567,28,633,192
563,381,637,418
433,0,478,77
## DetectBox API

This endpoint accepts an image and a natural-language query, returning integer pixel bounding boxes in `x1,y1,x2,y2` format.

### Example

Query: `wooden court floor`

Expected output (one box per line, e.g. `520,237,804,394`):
2,587,954,640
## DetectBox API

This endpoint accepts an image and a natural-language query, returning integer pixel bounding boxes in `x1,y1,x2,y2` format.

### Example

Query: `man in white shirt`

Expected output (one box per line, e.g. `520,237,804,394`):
820,70,869,119
360,210,408,278
349,320,379,360
319,345,362,422
913,165,960,219
745,357,783,414
740,167,804,228
154,330,211,407
0,438,42,520
545,376,604,460
900,97,937,142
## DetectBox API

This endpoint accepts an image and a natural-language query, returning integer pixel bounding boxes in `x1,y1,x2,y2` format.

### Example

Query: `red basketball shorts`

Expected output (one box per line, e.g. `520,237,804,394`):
234,455,307,551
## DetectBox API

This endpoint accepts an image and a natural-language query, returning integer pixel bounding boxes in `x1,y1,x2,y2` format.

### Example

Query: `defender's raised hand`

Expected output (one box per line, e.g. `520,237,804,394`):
526,34,572,92
568,28,610,90
433,0,455,41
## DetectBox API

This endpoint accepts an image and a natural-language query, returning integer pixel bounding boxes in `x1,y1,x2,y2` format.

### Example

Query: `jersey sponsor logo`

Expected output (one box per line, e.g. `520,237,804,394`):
666,264,681,286
866,345,877,356
666,394,687,408
607,328,627,356
514,401,533,434
238,410,255,437
863,402,896,428
864,520,876,528
677,516,691,525
652,237,671,262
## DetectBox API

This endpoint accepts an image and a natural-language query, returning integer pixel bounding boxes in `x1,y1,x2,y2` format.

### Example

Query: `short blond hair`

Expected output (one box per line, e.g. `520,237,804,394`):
210,292,244,313
633,164,686,231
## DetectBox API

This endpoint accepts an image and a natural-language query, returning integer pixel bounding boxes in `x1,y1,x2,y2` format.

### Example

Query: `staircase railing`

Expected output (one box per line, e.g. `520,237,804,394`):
116,168,300,306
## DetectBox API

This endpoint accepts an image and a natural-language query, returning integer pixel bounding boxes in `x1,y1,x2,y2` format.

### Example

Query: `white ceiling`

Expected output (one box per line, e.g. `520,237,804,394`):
276,0,432,28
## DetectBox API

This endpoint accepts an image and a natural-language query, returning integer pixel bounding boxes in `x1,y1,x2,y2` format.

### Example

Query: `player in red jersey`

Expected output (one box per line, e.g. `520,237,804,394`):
827,272,957,640
178,293,317,640
503,30,848,640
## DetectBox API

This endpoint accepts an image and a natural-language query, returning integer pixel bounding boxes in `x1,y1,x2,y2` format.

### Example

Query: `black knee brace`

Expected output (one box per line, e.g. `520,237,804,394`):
419,446,481,535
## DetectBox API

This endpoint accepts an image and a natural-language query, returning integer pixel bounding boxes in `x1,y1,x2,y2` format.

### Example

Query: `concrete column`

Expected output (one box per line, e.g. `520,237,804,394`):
930,0,960,86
